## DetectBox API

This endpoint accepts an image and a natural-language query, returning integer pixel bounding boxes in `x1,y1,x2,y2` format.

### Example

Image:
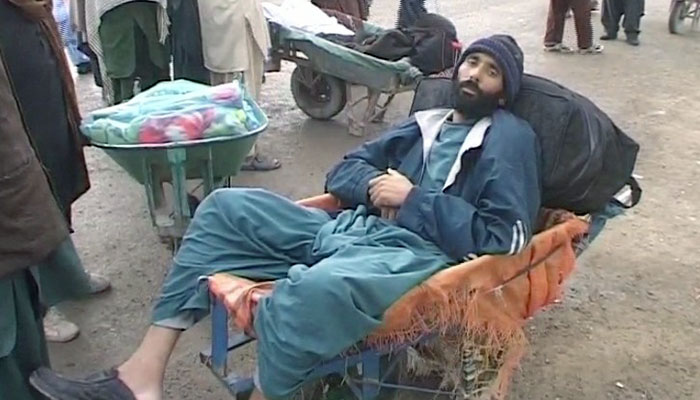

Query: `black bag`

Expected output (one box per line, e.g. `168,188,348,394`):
408,75,642,213
356,13,458,75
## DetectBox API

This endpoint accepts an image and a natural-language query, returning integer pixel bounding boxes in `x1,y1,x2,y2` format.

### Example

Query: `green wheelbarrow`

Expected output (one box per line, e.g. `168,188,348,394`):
92,126,264,250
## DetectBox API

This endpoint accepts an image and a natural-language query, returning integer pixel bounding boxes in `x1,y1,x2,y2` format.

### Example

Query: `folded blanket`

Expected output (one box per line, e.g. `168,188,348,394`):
82,80,266,145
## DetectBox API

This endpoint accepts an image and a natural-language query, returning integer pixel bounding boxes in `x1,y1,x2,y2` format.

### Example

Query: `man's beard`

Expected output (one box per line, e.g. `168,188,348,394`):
452,79,501,119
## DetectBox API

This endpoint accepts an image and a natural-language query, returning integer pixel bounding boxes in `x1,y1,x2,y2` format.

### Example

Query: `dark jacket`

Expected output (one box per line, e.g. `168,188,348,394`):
326,108,542,261
0,0,90,224
0,49,69,278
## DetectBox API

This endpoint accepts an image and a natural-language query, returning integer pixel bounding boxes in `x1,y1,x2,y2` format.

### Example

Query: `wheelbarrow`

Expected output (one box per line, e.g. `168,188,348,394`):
669,0,700,34
83,79,270,250
199,191,629,400
266,21,431,136
91,129,264,250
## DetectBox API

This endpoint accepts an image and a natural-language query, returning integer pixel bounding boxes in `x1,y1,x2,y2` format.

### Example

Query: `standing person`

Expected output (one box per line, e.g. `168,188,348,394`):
71,0,169,105
198,0,281,171
0,1,93,398
0,0,111,344
168,0,209,85
566,0,600,18
600,0,644,46
97,0,170,104
52,0,91,74
544,0,603,54
68,0,104,87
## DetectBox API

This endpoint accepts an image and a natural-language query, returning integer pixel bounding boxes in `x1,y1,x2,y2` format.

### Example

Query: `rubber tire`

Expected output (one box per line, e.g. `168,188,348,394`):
669,1,686,34
291,66,347,120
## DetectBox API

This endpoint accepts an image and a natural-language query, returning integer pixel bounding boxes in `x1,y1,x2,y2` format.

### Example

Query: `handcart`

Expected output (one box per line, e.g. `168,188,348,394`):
266,21,426,136
669,0,700,34
199,193,628,400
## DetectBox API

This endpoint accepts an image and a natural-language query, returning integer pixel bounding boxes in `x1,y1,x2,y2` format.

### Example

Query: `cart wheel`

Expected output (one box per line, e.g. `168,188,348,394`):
291,66,347,120
669,0,688,34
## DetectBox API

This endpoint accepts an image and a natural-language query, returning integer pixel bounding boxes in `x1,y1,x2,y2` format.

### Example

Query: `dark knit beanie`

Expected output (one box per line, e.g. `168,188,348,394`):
453,34,524,106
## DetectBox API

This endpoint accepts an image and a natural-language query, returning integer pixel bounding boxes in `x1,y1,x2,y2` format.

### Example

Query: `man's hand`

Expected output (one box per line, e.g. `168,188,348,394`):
369,169,414,208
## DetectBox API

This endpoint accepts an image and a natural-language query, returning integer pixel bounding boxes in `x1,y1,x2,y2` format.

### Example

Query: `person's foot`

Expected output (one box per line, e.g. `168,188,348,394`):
76,62,92,75
578,44,604,54
88,272,112,294
600,32,618,40
240,154,281,171
30,367,137,400
590,0,600,11
625,34,640,46
544,43,574,53
43,308,80,343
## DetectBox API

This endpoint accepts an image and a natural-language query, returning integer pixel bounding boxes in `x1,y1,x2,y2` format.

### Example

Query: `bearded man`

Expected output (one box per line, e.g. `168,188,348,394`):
31,34,542,400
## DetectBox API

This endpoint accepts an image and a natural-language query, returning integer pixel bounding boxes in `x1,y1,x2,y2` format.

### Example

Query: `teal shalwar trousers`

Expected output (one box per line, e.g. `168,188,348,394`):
152,188,453,398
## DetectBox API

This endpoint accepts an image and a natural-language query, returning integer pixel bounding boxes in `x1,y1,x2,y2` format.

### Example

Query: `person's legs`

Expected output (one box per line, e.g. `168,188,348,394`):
112,77,136,104
35,328,182,400
42,210,110,343
601,0,624,38
121,188,331,398
0,271,50,400
5,238,90,399
572,0,593,48
99,5,137,97
112,326,180,400
30,188,331,399
43,266,110,342
544,0,573,51
132,27,169,93
64,31,91,69
254,211,452,398
52,0,89,69
622,0,644,45
238,63,281,172
132,2,170,90
209,71,237,86
151,188,331,326
571,0,600,51
169,0,210,85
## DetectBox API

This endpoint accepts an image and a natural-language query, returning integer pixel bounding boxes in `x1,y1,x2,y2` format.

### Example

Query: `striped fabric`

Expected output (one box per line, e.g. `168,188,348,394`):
508,220,528,255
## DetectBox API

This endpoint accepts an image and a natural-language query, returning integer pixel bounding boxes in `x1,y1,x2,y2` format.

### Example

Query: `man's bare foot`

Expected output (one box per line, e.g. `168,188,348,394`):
115,366,162,400
116,357,164,400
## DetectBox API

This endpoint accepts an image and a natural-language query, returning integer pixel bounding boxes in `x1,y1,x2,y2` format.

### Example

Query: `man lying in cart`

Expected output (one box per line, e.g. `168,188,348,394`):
30,34,542,400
